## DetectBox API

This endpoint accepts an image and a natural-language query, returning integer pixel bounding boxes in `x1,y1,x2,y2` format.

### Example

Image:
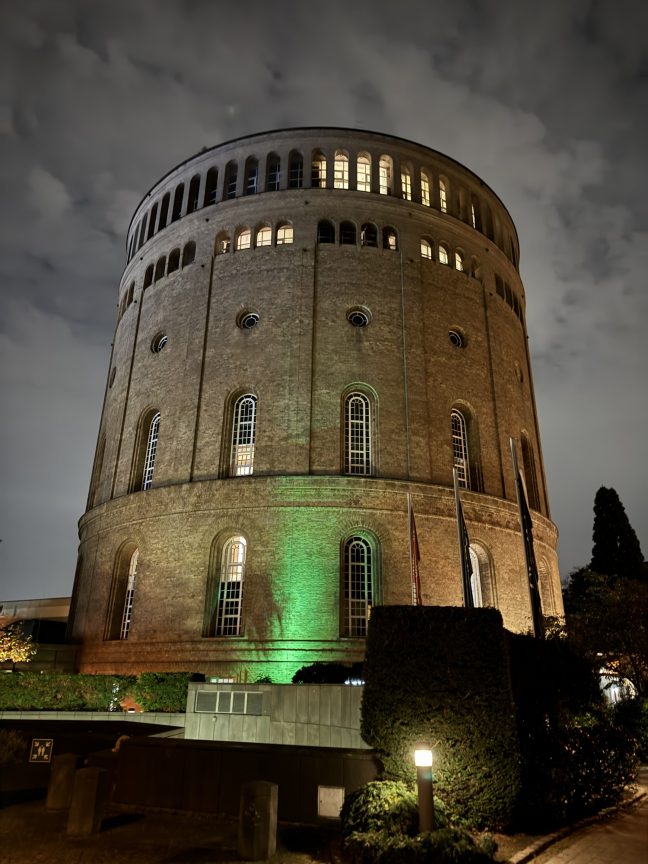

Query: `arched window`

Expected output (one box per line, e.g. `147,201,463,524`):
451,409,470,489
438,243,449,265
129,409,161,493
469,544,496,608
420,171,431,206
154,256,166,281
470,195,481,231
521,433,541,512
357,153,371,192
420,238,433,260
255,224,272,247
171,183,184,222
288,150,303,188
342,535,379,637
215,232,231,255
211,536,246,636
334,150,349,189
360,223,378,248
158,192,170,230
142,412,160,490
147,203,158,240
182,241,196,267
311,151,327,188
439,177,448,213
167,248,180,273
231,394,257,476
187,174,200,213
120,549,139,640
383,227,397,251
455,251,465,271
235,228,251,251
401,166,412,200
245,157,258,195
266,153,281,191
224,161,238,199
317,220,335,244
143,264,154,289
137,216,147,250
87,434,105,509
276,222,293,245
340,221,356,245
344,391,373,475
106,543,139,641
203,167,218,207
379,155,392,195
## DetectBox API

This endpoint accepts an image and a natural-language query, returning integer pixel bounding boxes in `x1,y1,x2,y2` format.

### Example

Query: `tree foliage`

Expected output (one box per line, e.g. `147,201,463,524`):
0,624,36,664
590,486,644,580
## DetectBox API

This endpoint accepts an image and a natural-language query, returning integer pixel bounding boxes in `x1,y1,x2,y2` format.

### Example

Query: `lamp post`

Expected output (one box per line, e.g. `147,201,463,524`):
414,748,435,833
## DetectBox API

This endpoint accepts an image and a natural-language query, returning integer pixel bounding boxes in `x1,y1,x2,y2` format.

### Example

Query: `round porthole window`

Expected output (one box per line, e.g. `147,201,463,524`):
347,307,371,327
238,311,260,330
448,329,466,348
151,333,168,353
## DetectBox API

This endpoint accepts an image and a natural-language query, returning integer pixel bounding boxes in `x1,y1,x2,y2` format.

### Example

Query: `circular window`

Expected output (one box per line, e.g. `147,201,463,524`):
109,367,116,388
238,311,260,330
151,333,168,353
448,329,466,348
347,307,371,327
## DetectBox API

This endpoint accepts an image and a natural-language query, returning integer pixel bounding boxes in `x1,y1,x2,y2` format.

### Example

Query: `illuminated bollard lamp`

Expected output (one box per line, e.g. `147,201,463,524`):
414,748,435,832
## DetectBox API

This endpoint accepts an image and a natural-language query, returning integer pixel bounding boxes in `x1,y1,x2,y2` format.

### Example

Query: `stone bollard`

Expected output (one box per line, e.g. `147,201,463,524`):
66,766,110,836
45,753,79,811
238,781,278,860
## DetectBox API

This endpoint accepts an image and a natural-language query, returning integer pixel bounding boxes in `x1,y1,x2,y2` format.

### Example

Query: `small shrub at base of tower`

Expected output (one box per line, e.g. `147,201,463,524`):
292,661,364,684
131,672,192,712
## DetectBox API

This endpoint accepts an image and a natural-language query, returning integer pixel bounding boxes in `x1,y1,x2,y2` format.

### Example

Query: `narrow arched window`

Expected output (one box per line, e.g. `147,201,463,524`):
182,241,196,267
522,433,541,511
120,549,139,640
244,157,258,195
451,409,470,489
203,167,218,207
288,151,303,188
255,224,272,247
340,221,356,245
266,153,281,191
420,171,431,206
455,251,465,271
224,161,238,199
334,151,349,189
87,434,105,509
167,248,180,273
383,227,397,250
155,256,166,281
171,183,184,221
420,238,433,260
317,220,335,244
231,394,257,476
401,166,412,200
143,264,154,290
187,174,200,213
214,537,246,636
469,547,483,608
158,192,170,230
344,392,372,475
215,232,231,255
439,243,449,265
276,222,293,245
357,153,371,192
439,178,448,213
379,156,392,195
147,203,158,240
142,412,160,490
137,216,147,250
469,544,496,608
343,535,374,637
360,223,378,248
311,151,327,188
235,228,251,251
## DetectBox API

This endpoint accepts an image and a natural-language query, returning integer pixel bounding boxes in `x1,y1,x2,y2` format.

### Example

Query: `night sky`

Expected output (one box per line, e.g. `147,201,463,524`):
1,0,646,601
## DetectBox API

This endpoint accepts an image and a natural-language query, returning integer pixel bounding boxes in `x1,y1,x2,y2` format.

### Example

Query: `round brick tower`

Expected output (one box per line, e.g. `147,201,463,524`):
69,128,562,681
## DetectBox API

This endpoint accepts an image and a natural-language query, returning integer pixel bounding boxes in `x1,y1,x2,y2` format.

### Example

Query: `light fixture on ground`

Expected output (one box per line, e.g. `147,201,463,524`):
414,748,435,832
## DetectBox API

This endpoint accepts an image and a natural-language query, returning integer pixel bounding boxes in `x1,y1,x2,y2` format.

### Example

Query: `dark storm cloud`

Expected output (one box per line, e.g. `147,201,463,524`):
0,0,646,600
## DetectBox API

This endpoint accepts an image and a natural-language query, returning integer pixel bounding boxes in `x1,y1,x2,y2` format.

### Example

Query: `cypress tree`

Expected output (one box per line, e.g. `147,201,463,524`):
590,486,644,580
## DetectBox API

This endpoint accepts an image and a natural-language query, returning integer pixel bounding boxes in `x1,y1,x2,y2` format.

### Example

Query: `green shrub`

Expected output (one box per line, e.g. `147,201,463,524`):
0,672,135,711
341,781,420,837
344,828,496,864
0,729,28,765
132,672,191,712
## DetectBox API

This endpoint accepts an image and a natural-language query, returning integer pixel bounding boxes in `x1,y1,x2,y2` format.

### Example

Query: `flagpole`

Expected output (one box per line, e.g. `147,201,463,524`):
407,492,415,605
510,437,544,638
453,469,474,607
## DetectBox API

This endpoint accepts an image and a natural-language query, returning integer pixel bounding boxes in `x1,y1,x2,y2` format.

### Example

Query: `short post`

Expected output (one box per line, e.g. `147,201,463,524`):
46,753,79,811
238,780,278,860
66,766,110,836
414,748,435,833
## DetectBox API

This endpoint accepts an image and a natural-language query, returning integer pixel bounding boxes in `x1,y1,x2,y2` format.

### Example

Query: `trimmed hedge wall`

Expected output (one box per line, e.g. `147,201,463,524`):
361,606,521,830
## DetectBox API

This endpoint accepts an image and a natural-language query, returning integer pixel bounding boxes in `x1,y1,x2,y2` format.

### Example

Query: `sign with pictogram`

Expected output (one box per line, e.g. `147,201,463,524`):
29,738,53,762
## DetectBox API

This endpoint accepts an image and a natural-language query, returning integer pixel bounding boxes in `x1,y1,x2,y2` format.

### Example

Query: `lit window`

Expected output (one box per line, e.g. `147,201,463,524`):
471,202,477,229
439,178,448,213
401,167,412,201
455,251,464,271
334,151,349,189
421,172,430,206
215,537,246,636
312,152,327,188
439,244,449,265
343,536,374,637
360,223,378,248
379,156,392,195
276,223,293,245
215,232,231,255
383,228,397,251
142,412,160,490
151,333,168,353
469,543,496,608
231,394,257,476
344,392,372,475
120,550,139,639
420,239,432,260
357,153,371,192
255,225,272,247
451,409,469,489
235,228,251,251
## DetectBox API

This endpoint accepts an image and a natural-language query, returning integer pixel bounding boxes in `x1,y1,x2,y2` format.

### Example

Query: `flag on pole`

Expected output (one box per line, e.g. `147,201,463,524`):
408,494,422,605
453,469,474,608
510,438,545,639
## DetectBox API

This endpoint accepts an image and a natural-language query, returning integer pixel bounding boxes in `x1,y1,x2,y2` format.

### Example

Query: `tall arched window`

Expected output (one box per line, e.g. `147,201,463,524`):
203,167,218,206
383,227,397,250
147,203,158,239
142,412,160,490
469,543,496,608
211,536,246,636
420,238,433,260
401,166,412,200
187,174,200,213
266,153,281,191
439,177,448,213
120,549,139,639
438,243,449,265
182,241,196,267
420,171,431,206
167,248,180,273
334,151,349,189
311,151,327,188
451,409,470,489
143,264,154,289
521,433,541,512
360,223,378,247
231,394,257,476
342,535,378,637
379,156,392,195
106,543,138,640
288,151,303,188
455,251,465,271
155,256,166,281
344,391,373,475
158,192,170,230
357,153,371,192
87,434,105,509
171,183,184,221
245,157,258,195
224,161,238,199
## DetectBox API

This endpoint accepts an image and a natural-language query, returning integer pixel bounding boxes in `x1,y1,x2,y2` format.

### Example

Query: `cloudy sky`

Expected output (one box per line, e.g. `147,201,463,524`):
1,0,646,601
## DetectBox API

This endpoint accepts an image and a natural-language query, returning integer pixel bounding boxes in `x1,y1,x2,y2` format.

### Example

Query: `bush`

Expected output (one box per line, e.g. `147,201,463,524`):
0,729,28,765
292,662,364,684
341,781,420,837
344,828,496,864
131,672,191,712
